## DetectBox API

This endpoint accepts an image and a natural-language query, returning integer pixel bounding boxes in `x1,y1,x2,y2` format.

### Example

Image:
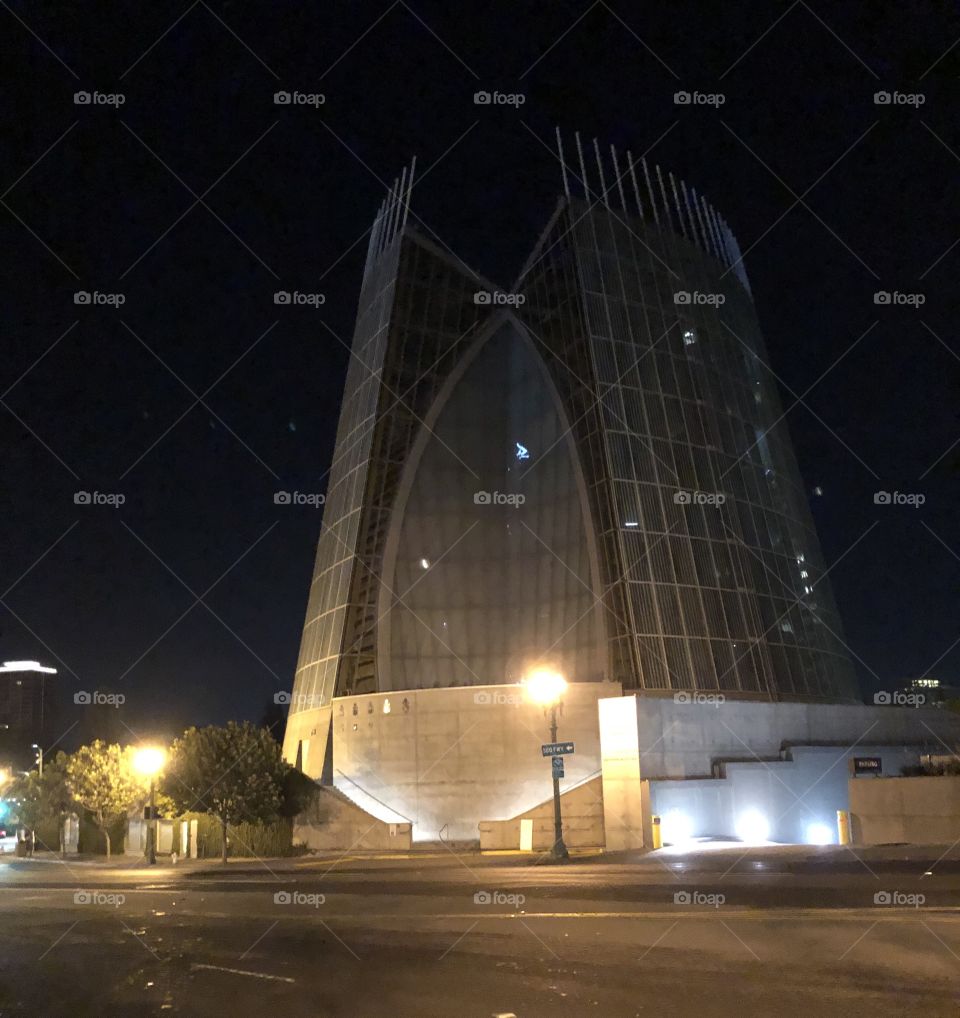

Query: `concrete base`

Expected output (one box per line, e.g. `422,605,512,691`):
850,774,960,845
294,786,412,851
478,776,605,851
598,694,960,849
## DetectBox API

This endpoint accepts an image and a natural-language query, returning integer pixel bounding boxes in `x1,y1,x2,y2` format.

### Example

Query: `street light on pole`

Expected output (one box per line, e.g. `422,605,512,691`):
32,744,42,777
132,746,166,865
524,667,570,862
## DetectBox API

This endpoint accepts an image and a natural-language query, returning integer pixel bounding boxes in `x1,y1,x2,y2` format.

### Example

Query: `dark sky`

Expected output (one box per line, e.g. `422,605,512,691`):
3,0,959,749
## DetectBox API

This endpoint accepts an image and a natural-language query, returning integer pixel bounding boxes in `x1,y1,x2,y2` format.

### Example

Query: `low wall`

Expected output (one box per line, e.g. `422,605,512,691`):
294,786,412,852
849,775,960,845
478,775,604,850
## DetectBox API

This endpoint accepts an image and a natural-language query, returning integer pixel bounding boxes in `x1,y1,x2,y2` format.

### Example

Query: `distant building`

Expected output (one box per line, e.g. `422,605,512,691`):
0,661,56,769
902,677,960,708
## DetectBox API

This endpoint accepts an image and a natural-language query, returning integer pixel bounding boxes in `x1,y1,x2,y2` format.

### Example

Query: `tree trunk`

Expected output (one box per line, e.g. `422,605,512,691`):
104,829,111,858
221,816,228,865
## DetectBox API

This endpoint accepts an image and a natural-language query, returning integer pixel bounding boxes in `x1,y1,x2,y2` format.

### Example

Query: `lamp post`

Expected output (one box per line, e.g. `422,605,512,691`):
524,668,569,861
32,744,42,777
132,746,166,865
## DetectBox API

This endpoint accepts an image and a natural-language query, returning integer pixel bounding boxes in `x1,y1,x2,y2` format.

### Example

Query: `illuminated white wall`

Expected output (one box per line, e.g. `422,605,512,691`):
331,681,620,842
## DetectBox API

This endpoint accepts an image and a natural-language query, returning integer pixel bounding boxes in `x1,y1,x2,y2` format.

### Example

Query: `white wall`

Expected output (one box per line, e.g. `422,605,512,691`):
331,681,620,842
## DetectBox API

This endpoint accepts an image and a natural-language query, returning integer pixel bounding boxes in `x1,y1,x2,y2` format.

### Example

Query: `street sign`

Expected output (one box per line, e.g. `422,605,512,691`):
541,742,575,757
852,756,882,776
551,756,565,778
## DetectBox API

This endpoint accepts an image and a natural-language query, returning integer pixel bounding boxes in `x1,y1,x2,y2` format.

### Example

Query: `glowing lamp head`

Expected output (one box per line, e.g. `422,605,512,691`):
132,746,167,777
523,668,567,706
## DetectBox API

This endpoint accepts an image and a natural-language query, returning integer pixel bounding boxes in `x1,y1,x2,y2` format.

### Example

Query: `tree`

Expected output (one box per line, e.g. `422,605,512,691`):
162,722,288,864
66,742,146,857
10,751,74,852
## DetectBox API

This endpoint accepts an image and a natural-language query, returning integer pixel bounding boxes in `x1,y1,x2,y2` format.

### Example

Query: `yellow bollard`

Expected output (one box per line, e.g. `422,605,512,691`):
837,810,851,846
651,814,663,850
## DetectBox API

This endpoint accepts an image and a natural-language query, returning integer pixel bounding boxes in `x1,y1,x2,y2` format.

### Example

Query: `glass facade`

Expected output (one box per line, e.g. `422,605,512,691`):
287,150,859,724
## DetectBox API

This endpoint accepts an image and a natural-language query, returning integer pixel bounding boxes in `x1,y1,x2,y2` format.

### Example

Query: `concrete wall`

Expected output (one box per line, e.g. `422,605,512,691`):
619,695,960,779
598,693,960,848
478,776,605,850
331,681,620,842
849,775,960,845
294,786,412,852
651,745,918,844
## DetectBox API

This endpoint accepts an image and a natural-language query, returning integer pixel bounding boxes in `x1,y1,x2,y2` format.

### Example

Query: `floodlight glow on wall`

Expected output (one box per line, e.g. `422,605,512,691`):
660,809,694,846
735,809,770,844
806,821,833,845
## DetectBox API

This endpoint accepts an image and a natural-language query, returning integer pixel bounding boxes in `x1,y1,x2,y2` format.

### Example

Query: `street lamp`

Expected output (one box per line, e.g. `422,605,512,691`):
524,667,569,861
132,746,166,865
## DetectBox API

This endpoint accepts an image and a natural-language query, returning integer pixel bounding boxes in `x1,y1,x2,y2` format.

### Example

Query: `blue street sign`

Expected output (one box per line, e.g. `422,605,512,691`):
551,756,565,778
541,742,575,757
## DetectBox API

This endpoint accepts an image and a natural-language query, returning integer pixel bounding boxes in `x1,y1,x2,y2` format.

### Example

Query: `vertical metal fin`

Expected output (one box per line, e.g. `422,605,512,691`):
610,144,628,217
593,138,609,209
556,127,570,199
626,150,644,220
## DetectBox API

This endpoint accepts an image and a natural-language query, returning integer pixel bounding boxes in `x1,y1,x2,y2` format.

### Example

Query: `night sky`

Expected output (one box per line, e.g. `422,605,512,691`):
3,1,959,750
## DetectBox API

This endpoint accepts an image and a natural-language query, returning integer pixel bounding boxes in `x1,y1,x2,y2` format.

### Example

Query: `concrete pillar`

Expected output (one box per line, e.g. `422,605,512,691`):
599,696,647,850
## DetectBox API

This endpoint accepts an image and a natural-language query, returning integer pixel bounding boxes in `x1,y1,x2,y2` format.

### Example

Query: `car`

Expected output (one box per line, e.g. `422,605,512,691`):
0,828,17,854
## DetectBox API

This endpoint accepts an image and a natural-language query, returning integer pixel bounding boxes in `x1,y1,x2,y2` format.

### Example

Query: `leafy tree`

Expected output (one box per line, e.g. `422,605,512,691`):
161,722,288,864
66,742,146,857
10,751,74,852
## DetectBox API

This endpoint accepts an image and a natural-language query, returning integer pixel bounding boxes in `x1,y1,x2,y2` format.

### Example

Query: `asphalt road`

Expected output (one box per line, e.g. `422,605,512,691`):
0,844,958,1017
